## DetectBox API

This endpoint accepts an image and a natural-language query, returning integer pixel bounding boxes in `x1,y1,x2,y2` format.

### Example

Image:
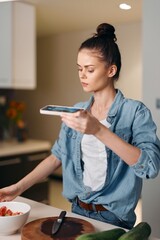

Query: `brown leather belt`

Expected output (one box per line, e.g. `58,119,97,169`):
77,198,107,212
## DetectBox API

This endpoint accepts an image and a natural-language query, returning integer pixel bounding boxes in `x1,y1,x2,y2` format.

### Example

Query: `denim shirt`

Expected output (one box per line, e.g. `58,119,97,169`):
51,89,160,226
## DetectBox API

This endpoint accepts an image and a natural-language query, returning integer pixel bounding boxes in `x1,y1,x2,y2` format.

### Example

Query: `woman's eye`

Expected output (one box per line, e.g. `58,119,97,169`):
88,69,94,73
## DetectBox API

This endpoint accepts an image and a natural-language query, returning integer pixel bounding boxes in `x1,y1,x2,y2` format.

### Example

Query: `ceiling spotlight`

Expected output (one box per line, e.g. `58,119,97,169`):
119,3,131,10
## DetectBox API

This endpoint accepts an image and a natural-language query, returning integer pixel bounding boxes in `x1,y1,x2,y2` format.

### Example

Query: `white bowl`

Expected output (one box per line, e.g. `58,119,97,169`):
0,201,31,235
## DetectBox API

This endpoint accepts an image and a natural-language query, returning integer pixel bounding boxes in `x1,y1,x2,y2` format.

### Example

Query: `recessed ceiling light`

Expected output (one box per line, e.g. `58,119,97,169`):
119,3,131,10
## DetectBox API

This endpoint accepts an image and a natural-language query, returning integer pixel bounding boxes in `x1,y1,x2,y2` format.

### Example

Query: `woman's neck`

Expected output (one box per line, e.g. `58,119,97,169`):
91,88,116,120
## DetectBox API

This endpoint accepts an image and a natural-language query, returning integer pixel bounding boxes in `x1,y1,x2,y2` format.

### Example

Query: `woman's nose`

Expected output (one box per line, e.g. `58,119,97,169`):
79,70,86,79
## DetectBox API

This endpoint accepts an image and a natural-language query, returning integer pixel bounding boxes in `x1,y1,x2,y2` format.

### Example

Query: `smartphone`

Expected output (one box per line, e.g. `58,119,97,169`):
40,105,84,116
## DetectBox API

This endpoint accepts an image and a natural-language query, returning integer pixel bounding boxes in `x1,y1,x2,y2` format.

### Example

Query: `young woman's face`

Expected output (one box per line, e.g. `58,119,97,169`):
77,49,114,93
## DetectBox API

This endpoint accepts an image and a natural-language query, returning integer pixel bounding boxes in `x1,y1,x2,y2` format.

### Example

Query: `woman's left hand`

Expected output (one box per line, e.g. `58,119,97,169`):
61,110,101,135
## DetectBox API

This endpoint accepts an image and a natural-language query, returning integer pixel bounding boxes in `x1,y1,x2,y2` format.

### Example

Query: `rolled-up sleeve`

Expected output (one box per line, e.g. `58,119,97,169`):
131,104,160,179
51,124,64,162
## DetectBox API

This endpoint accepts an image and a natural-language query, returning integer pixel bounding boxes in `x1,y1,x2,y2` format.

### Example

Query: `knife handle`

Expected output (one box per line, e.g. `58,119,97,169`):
57,211,66,223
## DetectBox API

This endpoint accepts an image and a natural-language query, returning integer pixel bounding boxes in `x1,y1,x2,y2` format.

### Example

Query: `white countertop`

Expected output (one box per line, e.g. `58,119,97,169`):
0,139,52,157
1,196,115,240
1,196,159,240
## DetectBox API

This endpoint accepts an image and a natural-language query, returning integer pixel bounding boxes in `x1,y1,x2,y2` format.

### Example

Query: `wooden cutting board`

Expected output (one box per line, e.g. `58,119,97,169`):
21,216,95,240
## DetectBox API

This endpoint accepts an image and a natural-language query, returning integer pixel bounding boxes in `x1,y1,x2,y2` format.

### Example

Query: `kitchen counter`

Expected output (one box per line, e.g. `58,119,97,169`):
1,196,159,240
0,139,51,157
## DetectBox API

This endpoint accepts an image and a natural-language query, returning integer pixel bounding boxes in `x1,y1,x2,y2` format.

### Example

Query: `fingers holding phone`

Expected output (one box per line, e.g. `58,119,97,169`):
61,109,100,135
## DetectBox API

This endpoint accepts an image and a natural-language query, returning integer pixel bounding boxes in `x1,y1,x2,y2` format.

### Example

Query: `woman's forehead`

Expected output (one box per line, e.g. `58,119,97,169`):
78,48,100,56
77,49,103,62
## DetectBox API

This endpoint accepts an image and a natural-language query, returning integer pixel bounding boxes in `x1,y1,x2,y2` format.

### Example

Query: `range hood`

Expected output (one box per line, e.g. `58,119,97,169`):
0,1,36,89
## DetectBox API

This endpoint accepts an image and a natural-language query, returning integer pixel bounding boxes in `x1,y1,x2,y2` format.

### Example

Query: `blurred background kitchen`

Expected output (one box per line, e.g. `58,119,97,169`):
0,0,160,237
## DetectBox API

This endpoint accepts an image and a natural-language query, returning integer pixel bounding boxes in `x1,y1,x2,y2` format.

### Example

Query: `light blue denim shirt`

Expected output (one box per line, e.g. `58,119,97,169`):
51,89,160,226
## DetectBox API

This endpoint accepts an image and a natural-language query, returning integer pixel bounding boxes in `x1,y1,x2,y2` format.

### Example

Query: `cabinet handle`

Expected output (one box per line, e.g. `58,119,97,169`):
0,158,21,166
28,153,48,162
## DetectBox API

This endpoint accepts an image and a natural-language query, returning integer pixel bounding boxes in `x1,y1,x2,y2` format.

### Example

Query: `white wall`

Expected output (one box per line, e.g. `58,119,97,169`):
116,23,142,100
142,0,160,237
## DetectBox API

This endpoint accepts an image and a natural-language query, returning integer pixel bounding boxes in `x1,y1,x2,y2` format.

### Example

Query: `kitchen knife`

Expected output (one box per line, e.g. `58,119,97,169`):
51,211,67,235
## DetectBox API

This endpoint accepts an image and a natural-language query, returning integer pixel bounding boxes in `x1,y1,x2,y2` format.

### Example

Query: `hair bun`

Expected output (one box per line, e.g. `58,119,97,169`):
95,23,117,42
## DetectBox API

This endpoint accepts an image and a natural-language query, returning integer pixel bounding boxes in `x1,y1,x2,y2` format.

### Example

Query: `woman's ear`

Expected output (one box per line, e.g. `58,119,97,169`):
108,65,117,78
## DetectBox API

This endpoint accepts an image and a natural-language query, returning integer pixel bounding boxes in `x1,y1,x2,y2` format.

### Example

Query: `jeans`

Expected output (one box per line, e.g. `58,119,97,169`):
72,201,132,230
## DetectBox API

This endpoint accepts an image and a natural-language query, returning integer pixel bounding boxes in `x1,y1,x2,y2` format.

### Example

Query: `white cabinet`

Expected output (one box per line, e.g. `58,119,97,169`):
0,2,36,89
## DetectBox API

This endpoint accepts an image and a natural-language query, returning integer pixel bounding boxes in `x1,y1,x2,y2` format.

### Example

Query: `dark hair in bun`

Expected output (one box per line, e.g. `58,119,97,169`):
79,23,121,80
95,23,117,42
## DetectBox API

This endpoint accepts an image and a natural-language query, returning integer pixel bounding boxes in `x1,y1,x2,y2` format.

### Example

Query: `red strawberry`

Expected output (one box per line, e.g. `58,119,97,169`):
0,206,7,216
5,209,13,216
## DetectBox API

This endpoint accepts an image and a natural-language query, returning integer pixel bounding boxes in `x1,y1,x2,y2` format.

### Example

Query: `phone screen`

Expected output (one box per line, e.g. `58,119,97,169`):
41,105,82,113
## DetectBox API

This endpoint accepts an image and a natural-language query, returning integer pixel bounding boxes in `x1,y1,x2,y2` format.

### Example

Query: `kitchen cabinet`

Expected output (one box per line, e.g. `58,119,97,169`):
0,2,36,89
0,139,51,203
21,151,50,203
0,156,24,187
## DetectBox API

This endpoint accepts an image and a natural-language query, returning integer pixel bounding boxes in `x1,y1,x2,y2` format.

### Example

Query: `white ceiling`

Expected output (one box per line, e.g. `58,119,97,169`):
21,0,142,37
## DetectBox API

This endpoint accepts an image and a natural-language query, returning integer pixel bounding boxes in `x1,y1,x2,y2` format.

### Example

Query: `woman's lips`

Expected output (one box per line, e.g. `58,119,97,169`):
81,82,88,87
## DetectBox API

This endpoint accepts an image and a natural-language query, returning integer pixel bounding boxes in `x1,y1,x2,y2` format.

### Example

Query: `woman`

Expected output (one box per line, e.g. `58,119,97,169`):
0,23,160,230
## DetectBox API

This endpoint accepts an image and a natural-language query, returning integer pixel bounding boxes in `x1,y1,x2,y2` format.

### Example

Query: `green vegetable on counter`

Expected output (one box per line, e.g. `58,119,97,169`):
76,228,126,240
118,222,152,240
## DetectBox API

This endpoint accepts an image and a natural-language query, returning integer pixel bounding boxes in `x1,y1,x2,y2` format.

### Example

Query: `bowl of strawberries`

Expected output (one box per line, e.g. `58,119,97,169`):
0,201,31,235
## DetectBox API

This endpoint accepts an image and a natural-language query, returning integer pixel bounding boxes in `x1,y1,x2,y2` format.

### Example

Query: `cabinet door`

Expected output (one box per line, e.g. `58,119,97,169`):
13,2,36,89
0,2,36,89
0,157,24,188
22,180,49,204
23,152,49,173
22,151,49,203
0,3,12,87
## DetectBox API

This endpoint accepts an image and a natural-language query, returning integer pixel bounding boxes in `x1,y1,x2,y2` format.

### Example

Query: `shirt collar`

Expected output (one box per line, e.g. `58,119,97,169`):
84,89,125,124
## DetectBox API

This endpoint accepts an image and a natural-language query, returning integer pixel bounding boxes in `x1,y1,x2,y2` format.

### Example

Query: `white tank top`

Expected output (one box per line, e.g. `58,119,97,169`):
81,119,111,191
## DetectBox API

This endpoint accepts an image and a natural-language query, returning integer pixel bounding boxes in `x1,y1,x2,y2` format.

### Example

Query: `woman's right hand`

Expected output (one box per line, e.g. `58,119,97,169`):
0,184,20,202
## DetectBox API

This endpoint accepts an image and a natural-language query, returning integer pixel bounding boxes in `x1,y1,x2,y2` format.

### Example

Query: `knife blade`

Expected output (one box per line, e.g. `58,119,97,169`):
51,211,66,236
